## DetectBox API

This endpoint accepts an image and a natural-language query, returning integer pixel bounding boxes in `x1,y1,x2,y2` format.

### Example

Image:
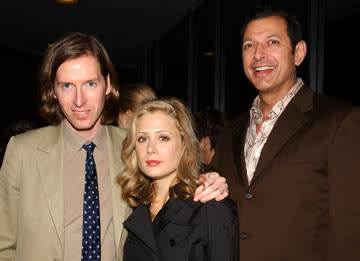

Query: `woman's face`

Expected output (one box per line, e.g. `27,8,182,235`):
135,111,183,182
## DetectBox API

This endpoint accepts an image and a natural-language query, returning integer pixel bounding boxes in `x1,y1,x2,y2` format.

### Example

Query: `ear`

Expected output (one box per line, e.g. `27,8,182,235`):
202,136,212,152
105,74,112,95
199,137,207,151
294,40,307,66
125,109,133,120
53,89,58,99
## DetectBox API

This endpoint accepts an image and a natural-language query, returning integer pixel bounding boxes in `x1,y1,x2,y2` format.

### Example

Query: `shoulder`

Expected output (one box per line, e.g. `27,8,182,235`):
106,125,127,141
216,112,248,143
198,198,238,225
311,94,360,131
12,124,59,147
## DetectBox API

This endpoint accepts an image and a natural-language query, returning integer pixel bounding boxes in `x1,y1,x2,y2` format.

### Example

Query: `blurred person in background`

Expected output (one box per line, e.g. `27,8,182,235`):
194,107,227,169
116,83,156,128
0,120,38,166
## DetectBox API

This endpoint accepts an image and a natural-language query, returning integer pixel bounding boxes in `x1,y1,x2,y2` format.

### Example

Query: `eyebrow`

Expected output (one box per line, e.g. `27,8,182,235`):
136,130,172,135
242,34,282,43
55,78,99,85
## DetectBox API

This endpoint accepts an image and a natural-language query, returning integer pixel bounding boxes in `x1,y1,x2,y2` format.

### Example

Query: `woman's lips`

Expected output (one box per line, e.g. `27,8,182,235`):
146,160,160,166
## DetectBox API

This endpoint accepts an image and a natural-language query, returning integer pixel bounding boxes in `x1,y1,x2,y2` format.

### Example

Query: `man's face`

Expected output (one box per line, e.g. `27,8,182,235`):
242,16,305,97
54,54,111,140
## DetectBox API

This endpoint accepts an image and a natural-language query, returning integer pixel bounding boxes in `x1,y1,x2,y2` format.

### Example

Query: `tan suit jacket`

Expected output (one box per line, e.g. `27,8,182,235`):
0,123,131,261
212,85,360,260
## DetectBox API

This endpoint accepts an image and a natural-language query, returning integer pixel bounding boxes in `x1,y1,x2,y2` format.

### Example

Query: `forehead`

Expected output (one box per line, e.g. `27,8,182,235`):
56,54,102,80
243,16,288,40
136,111,178,132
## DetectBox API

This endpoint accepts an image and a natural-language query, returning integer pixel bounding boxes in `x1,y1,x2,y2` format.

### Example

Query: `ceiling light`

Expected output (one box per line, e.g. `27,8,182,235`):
203,51,214,56
56,0,78,4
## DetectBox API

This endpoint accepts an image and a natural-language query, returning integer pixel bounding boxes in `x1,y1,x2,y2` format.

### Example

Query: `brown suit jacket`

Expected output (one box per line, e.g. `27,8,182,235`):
212,85,360,261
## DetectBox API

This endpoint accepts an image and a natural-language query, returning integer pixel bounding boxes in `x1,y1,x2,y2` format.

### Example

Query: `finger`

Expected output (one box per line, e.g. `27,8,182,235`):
207,176,227,191
193,184,206,201
199,182,228,202
215,191,229,201
199,189,222,203
197,174,207,186
194,183,217,202
201,172,219,187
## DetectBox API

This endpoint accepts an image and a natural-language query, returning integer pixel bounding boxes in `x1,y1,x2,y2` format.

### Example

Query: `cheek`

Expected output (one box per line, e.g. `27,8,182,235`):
135,146,145,162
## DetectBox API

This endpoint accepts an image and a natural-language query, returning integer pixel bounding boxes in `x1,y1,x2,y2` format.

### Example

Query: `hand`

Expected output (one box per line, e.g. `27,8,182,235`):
193,172,229,202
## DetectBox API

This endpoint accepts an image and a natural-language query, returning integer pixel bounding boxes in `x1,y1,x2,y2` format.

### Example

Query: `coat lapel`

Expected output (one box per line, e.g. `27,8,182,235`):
232,114,250,188
36,124,65,248
251,86,314,184
123,205,158,254
106,126,131,254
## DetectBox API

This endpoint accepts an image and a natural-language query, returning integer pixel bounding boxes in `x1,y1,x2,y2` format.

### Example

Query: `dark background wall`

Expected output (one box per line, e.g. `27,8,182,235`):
0,0,359,132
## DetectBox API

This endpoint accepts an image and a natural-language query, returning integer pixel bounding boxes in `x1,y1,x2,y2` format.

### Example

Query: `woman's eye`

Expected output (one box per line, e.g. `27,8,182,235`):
137,136,146,143
159,136,169,142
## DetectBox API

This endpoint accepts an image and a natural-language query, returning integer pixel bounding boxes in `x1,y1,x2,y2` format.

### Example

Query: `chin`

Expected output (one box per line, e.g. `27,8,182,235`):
70,120,97,131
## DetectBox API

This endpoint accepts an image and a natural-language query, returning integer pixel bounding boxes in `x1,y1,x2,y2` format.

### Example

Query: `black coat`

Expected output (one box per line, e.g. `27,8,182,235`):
123,196,238,261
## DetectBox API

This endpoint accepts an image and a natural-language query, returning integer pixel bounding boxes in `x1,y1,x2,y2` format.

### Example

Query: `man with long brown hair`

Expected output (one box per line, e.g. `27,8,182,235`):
0,32,228,261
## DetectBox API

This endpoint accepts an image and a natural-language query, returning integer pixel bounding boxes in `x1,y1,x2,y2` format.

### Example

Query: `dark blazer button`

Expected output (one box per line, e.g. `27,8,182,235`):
240,232,248,240
169,239,175,246
245,193,253,199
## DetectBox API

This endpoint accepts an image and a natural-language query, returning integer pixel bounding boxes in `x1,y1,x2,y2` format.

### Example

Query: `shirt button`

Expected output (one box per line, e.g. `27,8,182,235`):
169,239,175,246
240,232,248,240
245,193,253,199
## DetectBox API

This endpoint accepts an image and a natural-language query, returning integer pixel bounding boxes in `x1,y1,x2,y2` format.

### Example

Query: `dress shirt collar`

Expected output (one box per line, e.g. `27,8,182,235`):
250,78,304,125
63,120,107,157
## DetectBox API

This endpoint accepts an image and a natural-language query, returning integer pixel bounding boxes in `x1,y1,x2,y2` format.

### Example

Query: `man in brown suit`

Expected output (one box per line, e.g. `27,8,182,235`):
212,7,360,261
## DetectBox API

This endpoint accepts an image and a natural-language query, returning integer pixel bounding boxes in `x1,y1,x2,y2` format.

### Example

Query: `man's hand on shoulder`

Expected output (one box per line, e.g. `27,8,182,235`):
194,172,228,203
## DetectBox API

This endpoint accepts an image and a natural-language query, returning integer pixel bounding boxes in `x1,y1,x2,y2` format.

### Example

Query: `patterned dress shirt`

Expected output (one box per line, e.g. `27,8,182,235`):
244,78,304,183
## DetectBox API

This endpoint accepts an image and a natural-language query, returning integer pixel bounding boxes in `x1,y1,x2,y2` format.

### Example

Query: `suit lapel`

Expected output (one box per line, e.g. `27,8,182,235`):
232,114,250,188
251,86,314,184
36,124,64,248
106,126,130,252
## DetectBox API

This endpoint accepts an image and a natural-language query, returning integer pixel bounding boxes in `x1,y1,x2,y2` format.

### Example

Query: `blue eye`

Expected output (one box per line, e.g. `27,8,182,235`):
63,83,71,89
88,81,96,87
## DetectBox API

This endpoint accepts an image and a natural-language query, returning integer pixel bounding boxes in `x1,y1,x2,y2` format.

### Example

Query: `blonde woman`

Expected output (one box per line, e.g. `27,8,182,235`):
118,98,238,260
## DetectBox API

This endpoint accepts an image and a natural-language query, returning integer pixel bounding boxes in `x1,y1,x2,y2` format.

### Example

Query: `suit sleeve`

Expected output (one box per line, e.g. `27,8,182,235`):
328,106,360,260
205,199,239,261
0,137,20,260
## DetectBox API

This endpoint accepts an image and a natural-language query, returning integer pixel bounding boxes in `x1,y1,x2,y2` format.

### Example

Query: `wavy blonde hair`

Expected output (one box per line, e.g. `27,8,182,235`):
117,97,200,207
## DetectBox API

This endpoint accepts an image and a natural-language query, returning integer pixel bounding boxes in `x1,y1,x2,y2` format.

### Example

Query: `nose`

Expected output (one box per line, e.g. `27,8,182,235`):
74,87,86,107
254,44,266,61
146,138,157,154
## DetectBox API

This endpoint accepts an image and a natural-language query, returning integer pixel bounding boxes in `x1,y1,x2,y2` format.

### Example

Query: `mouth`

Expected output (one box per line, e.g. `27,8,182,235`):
254,66,275,72
73,110,90,118
146,160,160,166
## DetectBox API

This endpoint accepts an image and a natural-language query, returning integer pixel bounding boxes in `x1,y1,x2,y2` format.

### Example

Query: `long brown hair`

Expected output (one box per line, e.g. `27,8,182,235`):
117,97,200,207
39,32,120,125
